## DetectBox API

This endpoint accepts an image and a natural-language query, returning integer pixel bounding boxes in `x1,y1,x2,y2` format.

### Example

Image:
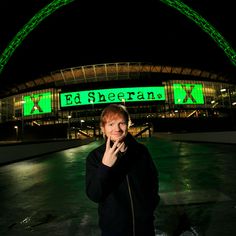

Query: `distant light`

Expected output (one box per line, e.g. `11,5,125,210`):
220,88,226,92
232,102,236,106
80,119,85,123
68,115,72,119
211,100,215,104
33,121,40,126
14,126,18,129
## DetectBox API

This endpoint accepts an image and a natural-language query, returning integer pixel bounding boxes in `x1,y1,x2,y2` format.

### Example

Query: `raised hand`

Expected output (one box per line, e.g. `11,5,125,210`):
102,136,125,167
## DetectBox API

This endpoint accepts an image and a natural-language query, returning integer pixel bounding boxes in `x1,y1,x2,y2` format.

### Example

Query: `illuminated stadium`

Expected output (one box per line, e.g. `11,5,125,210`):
0,62,235,140
1,1,236,140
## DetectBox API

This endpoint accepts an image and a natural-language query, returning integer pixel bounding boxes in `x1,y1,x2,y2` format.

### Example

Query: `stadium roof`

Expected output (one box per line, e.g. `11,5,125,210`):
0,0,236,93
0,62,232,98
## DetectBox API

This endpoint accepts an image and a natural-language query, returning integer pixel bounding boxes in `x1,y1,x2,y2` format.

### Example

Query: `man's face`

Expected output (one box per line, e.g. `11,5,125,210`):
102,114,128,142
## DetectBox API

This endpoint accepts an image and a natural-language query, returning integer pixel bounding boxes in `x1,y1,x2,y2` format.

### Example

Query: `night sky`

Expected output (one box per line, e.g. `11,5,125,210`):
0,0,236,91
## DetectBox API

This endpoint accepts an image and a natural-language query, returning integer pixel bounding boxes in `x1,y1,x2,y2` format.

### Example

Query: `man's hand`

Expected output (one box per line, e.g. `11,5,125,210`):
102,136,125,167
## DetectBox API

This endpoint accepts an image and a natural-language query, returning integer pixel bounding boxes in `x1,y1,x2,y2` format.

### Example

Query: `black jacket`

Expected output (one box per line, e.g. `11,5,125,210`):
86,133,160,235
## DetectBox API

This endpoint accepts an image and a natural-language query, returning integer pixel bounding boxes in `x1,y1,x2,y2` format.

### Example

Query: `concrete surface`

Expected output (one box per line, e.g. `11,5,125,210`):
0,138,94,166
153,131,236,144
0,137,236,235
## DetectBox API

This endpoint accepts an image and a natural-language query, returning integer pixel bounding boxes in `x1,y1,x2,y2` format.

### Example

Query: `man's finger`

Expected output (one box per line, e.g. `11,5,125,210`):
114,142,125,155
106,135,111,149
111,138,120,152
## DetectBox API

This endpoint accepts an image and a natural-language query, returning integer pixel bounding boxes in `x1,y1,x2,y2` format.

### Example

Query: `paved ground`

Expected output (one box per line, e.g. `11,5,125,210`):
0,137,236,236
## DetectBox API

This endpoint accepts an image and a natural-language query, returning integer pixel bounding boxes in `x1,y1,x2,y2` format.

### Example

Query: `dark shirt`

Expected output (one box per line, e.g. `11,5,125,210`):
86,133,160,235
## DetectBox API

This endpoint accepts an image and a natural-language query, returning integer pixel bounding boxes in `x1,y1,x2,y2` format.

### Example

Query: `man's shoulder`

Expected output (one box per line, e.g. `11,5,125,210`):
128,136,149,154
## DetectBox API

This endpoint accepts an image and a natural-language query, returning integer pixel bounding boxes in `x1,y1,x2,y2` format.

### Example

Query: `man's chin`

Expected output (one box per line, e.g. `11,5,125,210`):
111,137,120,142
111,136,122,142
111,134,126,142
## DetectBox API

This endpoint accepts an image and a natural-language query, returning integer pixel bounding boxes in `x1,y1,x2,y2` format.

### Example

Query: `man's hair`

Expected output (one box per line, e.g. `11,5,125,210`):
100,104,131,127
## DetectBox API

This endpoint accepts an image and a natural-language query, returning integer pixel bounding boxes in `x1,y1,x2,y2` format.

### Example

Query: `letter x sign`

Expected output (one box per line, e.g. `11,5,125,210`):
23,92,52,116
30,95,43,114
173,84,204,104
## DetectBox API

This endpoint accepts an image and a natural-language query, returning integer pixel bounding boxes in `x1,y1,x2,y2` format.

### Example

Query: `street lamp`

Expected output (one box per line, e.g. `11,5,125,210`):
67,115,72,139
122,98,126,106
80,119,85,130
14,126,18,141
90,100,94,110
220,88,235,129
90,101,96,136
21,98,26,140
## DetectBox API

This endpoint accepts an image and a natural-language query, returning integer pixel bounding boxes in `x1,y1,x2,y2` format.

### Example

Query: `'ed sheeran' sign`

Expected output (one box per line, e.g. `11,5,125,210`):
60,87,165,107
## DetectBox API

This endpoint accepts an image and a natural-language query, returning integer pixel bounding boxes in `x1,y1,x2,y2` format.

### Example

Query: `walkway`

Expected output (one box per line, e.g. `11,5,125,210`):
0,138,236,235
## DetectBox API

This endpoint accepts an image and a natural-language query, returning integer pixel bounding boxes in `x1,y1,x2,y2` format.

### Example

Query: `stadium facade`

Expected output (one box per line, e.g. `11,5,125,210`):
0,62,235,140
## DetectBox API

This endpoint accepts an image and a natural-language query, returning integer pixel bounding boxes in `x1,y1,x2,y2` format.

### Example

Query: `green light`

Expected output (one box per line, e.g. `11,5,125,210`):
1,0,236,77
60,87,165,107
160,0,236,66
23,92,52,116
0,0,75,75
173,84,204,104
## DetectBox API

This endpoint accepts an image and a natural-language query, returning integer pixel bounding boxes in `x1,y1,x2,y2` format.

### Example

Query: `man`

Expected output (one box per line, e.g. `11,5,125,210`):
86,104,160,236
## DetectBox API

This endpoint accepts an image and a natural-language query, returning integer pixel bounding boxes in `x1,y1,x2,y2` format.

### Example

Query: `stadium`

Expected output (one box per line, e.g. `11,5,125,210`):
0,61,235,141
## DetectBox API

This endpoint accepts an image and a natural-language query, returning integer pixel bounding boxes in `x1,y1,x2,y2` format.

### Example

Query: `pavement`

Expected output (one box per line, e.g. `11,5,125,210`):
0,137,236,236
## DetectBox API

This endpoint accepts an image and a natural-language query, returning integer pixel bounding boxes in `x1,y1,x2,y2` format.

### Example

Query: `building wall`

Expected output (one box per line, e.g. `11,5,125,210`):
0,78,235,140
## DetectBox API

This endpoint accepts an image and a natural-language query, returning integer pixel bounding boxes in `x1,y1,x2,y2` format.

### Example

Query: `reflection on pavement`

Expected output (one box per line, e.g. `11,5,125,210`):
0,138,236,235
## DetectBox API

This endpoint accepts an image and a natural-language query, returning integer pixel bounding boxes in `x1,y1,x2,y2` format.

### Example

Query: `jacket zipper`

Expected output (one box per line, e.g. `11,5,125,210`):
126,175,135,236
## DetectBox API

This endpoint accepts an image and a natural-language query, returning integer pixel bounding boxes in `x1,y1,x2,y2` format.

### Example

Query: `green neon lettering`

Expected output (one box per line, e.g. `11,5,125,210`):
182,85,196,103
98,92,106,102
31,95,43,114
173,83,204,104
117,92,125,101
60,87,165,107
127,92,135,100
65,94,72,105
108,92,115,101
74,93,81,104
137,91,144,100
88,92,95,103
23,92,52,116
147,92,155,100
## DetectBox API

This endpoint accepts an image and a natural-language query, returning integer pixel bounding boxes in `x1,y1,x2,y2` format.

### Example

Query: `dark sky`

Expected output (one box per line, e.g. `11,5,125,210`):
0,0,236,90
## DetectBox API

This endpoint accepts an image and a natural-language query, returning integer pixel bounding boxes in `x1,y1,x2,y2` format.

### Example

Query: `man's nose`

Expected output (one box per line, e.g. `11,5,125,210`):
114,123,121,131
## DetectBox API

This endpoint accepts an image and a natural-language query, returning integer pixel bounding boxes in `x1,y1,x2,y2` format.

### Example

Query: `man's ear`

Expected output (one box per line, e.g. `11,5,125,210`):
101,127,106,138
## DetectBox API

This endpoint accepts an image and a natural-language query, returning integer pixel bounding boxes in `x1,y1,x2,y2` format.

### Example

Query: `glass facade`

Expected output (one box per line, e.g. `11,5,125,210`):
1,80,235,125
0,63,235,140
